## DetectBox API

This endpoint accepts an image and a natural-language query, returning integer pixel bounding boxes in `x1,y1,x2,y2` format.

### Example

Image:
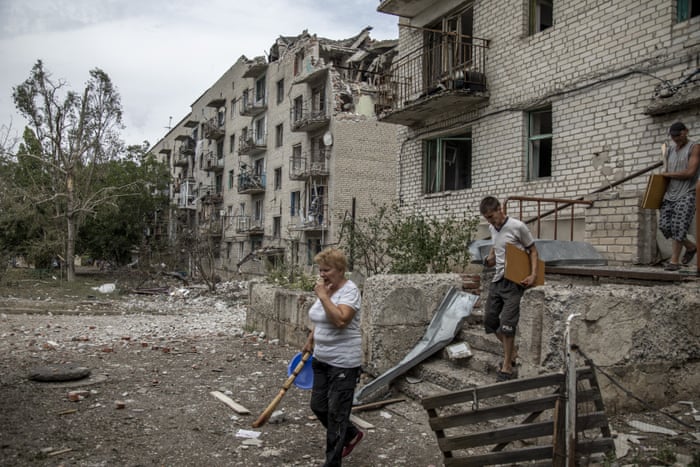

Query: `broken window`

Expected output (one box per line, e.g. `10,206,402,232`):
275,123,283,147
424,5,473,91
307,238,322,265
312,86,326,114
530,0,553,34
527,106,552,180
229,134,235,154
230,99,236,119
253,117,266,145
228,170,234,189
678,0,700,21
294,51,305,76
423,134,472,194
254,198,263,222
255,76,266,104
277,79,285,104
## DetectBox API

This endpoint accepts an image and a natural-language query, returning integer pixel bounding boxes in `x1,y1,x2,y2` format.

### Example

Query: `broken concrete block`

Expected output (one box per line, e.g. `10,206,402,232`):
445,342,473,360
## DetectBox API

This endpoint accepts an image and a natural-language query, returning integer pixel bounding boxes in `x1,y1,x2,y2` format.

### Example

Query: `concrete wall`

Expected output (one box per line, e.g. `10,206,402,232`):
519,282,700,412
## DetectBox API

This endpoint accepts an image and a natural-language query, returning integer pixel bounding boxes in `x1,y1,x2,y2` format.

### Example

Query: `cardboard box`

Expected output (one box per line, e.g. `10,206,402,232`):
504,243,544,286
641,174,667,209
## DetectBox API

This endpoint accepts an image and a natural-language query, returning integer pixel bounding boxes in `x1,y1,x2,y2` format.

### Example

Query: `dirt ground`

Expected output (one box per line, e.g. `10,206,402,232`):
0,269,698,467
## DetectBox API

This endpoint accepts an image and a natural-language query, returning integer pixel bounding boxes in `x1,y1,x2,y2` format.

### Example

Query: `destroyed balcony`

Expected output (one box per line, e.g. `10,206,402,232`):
242,57,268,79
199,217,224,237
376,36,490,127
201,189,223,205
290,103,330,132
287,203,328,232
239,135,267,156
202,151,225,172
235,215,264,234
289,149,330,180
293,61,329,85
203,116,225,140
237,172,266,194
173,153,189,167
240,91,267,117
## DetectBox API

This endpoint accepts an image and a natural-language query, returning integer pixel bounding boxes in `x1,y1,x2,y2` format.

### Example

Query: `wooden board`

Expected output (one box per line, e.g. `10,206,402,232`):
504,243,545,286
210,391,251,414
641,174,667,209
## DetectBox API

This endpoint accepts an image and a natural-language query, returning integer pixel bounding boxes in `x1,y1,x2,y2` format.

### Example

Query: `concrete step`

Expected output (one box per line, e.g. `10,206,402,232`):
456,327,504,356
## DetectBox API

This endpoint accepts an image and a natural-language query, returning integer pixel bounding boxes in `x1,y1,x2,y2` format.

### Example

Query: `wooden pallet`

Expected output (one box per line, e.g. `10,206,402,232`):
421,367,614,466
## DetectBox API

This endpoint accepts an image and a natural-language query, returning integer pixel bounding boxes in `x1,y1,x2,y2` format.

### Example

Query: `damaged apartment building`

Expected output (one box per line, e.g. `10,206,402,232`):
151,28,399,277
374,0,699,265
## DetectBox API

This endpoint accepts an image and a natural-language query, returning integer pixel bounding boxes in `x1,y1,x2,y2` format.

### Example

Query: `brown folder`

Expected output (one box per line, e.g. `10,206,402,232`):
504,243,545,286
641,174,667,209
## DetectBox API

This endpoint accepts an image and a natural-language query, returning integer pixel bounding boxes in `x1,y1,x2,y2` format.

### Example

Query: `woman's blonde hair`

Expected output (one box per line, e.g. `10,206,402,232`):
314,247,348,273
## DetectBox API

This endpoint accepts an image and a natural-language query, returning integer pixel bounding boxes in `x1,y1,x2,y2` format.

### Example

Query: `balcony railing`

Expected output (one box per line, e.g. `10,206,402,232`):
239,135,267,155
289,149,330,180
237,172,266,194
200,217,224,237
376,35,489,126
202,151,225,172
240,91,267,117
287,202,328,232
290,101,330,132
203,116,225,140
235,215,264,234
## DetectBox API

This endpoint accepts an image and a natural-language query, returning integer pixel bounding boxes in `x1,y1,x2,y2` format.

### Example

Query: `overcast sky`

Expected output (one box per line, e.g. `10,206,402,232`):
0,0,398,148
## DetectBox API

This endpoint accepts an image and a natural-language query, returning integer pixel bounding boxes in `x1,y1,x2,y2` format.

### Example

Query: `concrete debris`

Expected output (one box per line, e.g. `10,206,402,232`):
235,429,261,439
92,283,116,294
445,341,473,360
268,410,285,424
627,420,679,436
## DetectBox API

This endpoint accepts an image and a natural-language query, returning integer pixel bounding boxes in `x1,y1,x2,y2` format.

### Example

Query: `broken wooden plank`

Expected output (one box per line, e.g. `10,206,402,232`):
47,448,73,457
210,391,250,414
349,414,374,430
352,397,405,412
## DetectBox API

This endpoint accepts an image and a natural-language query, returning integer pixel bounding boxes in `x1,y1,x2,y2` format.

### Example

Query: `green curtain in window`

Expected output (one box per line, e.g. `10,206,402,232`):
678,0,689,21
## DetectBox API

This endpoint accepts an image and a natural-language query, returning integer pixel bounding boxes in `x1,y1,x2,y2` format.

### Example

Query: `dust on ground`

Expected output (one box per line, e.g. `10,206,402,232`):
0,268,698,466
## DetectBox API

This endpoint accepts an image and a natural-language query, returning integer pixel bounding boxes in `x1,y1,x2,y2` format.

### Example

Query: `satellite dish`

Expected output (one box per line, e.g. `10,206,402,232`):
323,131,333,146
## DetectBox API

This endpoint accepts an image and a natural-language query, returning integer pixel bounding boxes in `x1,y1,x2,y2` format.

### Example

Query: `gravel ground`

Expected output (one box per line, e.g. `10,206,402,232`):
0,283,443,467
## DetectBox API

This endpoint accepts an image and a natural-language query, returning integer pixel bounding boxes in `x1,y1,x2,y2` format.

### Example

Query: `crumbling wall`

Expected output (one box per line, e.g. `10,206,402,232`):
519,282,700,411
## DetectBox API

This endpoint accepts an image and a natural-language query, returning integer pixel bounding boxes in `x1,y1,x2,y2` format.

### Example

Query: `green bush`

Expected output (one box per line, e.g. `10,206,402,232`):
339,202,480,276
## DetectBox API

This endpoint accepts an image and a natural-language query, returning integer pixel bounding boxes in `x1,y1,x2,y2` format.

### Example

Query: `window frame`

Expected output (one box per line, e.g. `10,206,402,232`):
526,106,553,180
529,0,553,35
276,79,285,104
275,123,284,147
422,133,472,194
677,0,700,21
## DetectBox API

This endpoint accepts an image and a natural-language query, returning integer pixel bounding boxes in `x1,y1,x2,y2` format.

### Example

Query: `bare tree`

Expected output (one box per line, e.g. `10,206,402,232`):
11,60,138,281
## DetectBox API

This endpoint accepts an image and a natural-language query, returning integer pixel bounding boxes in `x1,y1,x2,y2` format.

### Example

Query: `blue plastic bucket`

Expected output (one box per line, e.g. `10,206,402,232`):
288,352,314,390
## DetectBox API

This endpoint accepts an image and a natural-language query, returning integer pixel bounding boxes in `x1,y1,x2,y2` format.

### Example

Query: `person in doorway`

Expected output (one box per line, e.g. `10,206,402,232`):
302,247,363,466
659,122,700,271
480,196,539,381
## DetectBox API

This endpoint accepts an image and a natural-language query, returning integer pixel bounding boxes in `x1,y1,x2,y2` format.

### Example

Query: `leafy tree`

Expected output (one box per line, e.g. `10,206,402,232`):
10,60,140,280
78,143,171,267
339,202,480,276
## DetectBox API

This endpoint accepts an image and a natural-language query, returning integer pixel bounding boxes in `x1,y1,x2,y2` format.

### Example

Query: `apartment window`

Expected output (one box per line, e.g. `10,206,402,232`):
424,6,473,91
293,96,303,123
254,198,263,222
274,167,282,190
273,216,281,238
307,238,321,265
276,79,284,104
226,242,232,260
254,117,266,145
530,0,553,34
229,134,235,154
291,144,302,173
255,76,266,104
230,99,236,119
527,106,553,180
238,241,245,258
228,170,234,189
275,123,283,147
423,134,472,194
678,0,700,21
290,190,301,216
312,86,326,113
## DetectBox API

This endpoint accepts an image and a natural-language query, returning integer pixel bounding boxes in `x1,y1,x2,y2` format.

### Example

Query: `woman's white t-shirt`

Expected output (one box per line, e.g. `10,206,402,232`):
308,280,362,368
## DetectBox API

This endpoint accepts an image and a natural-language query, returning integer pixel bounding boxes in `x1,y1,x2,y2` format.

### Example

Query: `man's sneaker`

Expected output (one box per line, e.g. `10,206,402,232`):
342,430,364,458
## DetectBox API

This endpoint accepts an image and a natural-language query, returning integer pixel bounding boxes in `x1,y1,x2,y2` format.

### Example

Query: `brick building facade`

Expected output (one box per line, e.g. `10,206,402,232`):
376,0,699,264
